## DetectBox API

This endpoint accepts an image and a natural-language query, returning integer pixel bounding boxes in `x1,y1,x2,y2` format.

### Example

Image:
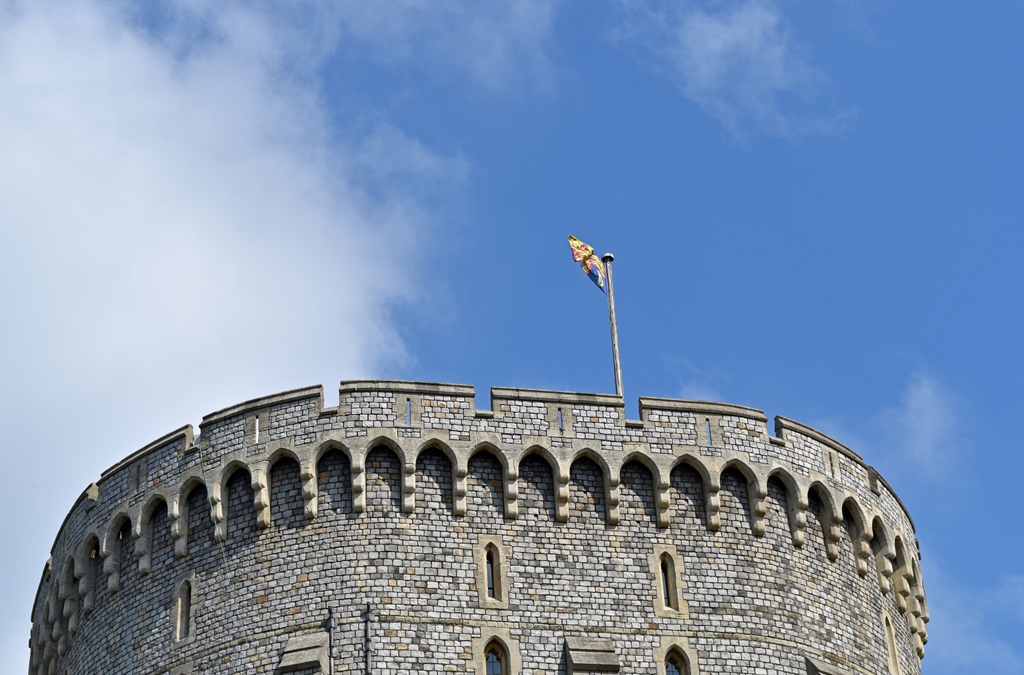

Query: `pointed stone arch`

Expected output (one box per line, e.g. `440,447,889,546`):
211,458,253,542
58,556,80,637
135,493,169,575
364,443,403,515
221,463,258,549
869,515,896,593
568,452,608,525
668,454,713,531
413,443,455,517
316,441,353,518
671,454,719,530
269,452,306,530
517,447,558,521
411,439,459,515
313,439,353,471
767,467,807,546
570,447,616,524
466,445,506,522
364,435,410,467
808,481,842,561
472,442,517,517
619,457,658,527
173,475,208,559
101,512,132,593
75,533,101,614
841,496,871,576
892,536,912,614
720,458,767,536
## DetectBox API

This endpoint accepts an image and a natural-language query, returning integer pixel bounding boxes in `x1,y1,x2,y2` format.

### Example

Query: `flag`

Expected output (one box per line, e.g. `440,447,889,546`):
568,234,606,293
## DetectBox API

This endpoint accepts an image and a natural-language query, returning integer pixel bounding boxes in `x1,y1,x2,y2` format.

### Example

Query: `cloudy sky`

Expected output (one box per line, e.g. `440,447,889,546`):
1,1,1021,672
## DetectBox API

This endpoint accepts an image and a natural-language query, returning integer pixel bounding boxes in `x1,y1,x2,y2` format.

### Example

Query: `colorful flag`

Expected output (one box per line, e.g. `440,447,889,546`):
568,234,606,293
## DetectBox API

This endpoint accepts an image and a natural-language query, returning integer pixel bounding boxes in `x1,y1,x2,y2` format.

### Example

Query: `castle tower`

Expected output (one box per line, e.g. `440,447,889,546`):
29,380,929,674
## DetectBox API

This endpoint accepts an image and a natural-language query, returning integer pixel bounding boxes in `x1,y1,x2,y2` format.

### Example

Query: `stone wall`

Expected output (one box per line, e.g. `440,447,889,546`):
29,381,929,675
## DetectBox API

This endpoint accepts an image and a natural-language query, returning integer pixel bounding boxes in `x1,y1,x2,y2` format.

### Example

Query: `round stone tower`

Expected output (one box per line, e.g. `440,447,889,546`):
29,380,929,675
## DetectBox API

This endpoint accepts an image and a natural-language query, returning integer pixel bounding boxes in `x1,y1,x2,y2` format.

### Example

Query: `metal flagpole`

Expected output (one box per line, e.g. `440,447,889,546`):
601,253,624,398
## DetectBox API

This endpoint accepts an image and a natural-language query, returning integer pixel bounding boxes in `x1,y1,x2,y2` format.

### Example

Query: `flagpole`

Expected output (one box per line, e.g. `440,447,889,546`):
602,253,624,398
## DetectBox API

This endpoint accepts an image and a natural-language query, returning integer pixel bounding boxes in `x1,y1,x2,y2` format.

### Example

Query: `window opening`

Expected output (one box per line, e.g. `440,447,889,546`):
254,416,260,443
176,580,192,641
486,645,505,675
705,418,712,445
885,615,900,674
660,554,677,610
557,407,563,431
661,558,672,608
406,398,412,426
666,655,684,675
486,547,497,598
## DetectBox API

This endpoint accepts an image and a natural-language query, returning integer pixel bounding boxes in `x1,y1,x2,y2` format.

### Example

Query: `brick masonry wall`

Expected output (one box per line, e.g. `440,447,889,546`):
30,382,929,675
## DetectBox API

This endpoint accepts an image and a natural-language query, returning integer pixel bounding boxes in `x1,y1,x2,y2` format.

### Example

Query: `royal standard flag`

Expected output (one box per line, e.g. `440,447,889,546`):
568,235,606,293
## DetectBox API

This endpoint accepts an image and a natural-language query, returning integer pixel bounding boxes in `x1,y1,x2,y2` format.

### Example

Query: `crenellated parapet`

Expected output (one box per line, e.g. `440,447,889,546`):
29,380,930,675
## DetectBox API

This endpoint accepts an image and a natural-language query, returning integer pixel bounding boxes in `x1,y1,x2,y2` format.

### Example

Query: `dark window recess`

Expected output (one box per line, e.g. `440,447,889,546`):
486,644,506,675
486,548,496,598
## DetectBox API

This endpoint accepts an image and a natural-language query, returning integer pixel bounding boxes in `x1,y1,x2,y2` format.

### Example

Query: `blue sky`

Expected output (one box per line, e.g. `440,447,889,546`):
1,1,1021,672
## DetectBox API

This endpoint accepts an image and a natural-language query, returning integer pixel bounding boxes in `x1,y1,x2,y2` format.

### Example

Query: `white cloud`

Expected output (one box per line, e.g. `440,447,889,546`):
878,372,962,478
325,0,563,94
0,0,526,670
666,358,729,401
613,0,853,139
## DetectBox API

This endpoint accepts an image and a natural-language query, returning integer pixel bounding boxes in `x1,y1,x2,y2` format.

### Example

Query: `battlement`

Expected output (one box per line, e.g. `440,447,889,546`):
82,380,912,532
30,380,930,675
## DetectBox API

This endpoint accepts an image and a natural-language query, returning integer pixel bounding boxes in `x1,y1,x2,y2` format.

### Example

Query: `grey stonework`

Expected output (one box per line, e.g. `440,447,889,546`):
29,380,929,675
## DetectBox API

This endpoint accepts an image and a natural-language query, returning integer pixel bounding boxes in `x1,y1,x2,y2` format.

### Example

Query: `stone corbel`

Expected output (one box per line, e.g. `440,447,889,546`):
825,516,842,562
789,495,808,547
351,460,366,513
453,465,468,517
656,479,671,529
100,542,119,593
908,593,922,621
65,605,79,637
76,560,94,614
854,535,871,577
42,641,56,674
401,462,416,513
893,570,910,613
504,468,519,520
251,464,270,529
606,478,620,526
169,494,188,559
748,481,768,537
210,482,227,543
555,469,570,522
61,579,79,636
301,459,318,520
705,480,721,531
875,552,894,594
134,518,151,575
49,591,63,642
